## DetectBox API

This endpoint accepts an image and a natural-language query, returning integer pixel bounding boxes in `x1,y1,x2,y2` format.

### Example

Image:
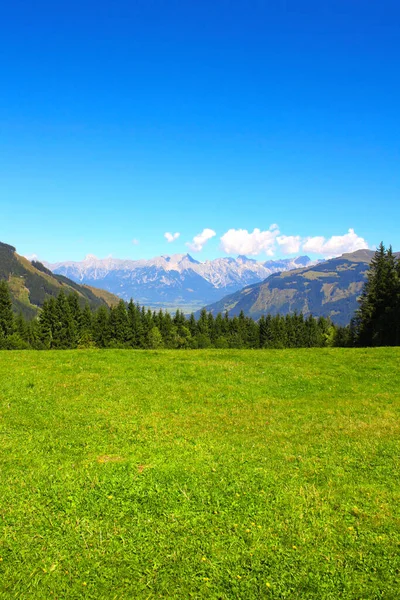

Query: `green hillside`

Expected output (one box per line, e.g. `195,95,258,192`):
0,241,119,318
204,249,383,325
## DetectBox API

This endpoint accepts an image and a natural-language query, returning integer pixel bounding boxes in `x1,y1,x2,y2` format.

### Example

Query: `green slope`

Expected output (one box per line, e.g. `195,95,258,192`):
203,249,389,325
0,241,119,318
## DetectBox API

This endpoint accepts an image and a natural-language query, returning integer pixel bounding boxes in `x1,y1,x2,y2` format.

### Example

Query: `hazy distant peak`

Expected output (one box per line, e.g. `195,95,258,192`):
45,252,316,311
164,253,199,264
293,255,312,266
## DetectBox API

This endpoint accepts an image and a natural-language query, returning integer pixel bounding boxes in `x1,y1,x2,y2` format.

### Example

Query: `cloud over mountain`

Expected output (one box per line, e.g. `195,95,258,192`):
220,225,279,256
219,225,369,258
186,228,216,252
277,235,302,254
302,229,368,257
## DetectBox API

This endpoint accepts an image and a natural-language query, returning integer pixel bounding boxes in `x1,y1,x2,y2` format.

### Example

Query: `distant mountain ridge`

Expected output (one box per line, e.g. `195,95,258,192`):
45,253,313,311
201,249,394,326
0,241,119,319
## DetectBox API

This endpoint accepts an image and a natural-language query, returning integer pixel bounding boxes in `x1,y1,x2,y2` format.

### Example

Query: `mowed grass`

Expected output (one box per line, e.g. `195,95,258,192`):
0,349,399,599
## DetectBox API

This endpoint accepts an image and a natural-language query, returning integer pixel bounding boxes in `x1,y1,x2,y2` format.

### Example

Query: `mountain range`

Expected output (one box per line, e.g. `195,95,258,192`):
2,241,389,326
46,253,313,312
202,249,380,325
0,241,119,318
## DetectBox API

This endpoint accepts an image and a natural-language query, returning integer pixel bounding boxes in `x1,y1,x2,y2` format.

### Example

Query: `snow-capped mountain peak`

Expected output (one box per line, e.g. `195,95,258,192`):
44,253,313,312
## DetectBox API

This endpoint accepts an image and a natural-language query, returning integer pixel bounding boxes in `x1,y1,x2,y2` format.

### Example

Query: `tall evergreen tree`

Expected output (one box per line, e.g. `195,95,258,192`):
0,281,14,338
38,297,57,348
127,301,142,348
81,303,93,333
108,300,129,346
53,290,77,348
93,305,110,348
355,243,400,346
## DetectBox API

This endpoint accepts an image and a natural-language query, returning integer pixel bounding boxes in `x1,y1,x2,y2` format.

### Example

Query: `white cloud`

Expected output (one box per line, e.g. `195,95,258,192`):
186,228,216,252
276,235,301,254
131,239,140,245
164,232,180,243
220,225,280,256
302,229,368,257
25,254,39,262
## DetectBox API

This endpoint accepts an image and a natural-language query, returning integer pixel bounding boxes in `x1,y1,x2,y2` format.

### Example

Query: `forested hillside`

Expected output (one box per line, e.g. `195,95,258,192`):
0,241,119,318
203,249,386,325
0,280,338,350
0,243,399,349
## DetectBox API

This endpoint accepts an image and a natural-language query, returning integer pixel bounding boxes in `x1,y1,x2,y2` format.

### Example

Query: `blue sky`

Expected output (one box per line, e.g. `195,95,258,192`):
1,0,399,262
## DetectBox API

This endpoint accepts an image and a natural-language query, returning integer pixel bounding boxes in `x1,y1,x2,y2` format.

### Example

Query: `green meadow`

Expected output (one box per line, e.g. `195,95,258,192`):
0,349,399,599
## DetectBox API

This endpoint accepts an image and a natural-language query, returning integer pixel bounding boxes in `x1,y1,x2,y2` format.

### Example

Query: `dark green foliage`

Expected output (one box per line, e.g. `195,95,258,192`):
0,281,341,351
0,241,114,319
108,301,130,347
0,280,15,339
54,290,78,349
93,306,111,348
6,250,400,351
81,303,93,333
203,250,377,326
354,243,400,346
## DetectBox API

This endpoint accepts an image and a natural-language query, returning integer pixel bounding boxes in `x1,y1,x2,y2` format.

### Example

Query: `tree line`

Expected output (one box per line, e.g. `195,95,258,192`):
0,284,338,350
0,242,398,350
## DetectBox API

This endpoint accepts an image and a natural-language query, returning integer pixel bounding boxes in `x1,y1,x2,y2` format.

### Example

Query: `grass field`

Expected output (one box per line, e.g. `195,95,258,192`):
0,349,399,599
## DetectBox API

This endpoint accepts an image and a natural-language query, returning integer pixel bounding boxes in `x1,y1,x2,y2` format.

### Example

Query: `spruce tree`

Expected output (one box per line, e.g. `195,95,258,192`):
15,313,29,344
81,303,93,333
54,290,77,348
67,293,83,336
355,243,399,346
93,306,110,348
0,280,14,338
188,314,197,337
38,297,57,348
108,300,129,346
127,301,142,348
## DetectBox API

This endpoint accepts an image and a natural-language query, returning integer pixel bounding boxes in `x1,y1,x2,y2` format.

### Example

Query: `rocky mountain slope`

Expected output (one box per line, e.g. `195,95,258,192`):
46,253,312,311
201,249,383,325
0,241,119,319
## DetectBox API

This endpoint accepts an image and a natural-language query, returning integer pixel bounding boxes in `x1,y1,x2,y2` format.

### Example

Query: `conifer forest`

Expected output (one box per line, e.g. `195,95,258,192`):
0,244,399,350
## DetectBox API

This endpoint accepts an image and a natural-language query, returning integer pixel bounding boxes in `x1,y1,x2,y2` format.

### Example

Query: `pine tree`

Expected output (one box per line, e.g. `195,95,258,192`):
305,315,319,347
53,290,77,348
160,311,176,348
214,313,224,339
127,301,142,348
38,297,57,348
198,308,209,336
0,281,14,338
15,313,29,342
188,314,197,337
108,300,129,346
143,308,155,348
395,256,400,345
67,293,82,330
93,306,110,348
355,243,399,346
259,315,267,348
81,303,93,333
196,308,211,348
